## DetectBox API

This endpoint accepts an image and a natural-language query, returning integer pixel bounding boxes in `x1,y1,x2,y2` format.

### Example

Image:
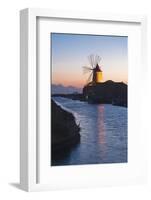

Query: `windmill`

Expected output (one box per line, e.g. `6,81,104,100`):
83,54,103,85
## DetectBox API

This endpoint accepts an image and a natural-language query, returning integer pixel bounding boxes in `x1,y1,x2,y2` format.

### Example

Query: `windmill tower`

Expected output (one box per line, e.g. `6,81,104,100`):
83,54,103,85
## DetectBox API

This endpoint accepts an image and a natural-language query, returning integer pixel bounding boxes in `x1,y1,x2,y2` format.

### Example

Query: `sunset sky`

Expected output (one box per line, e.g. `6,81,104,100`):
51,33,128,88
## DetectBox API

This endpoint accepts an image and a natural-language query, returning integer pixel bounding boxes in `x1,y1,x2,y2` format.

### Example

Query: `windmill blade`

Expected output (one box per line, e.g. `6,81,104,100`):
83,66,92,70
88,55,92,68
95,55,101,66
94,55,96,67
87,71,93,83
83,66,93,74
91,54,95,68
95,55,98,66
88,54,95,68
97,55,101,64
95,55,98,64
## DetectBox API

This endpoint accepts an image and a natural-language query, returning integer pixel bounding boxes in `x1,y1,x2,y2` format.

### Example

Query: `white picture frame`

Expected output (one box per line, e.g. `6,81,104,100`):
20,8,147,191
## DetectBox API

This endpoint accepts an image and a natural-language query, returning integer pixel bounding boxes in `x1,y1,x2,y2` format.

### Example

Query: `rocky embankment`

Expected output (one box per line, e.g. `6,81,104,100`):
51,100,80,159
83,80,127,107
52,81,127,107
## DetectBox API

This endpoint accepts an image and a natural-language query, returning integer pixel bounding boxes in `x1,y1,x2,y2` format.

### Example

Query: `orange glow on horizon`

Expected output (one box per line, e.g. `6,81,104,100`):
52,66,128,88
52,81,84,88
52,78,128,88
51,34,128,89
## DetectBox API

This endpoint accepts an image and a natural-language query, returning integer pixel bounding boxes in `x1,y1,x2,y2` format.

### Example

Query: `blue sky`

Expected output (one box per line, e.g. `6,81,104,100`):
51,33,128,87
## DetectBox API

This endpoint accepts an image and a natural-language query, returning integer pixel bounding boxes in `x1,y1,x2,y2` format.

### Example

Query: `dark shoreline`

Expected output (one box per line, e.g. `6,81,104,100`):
51,100,80,163
51,96,127,166
52,81,127,107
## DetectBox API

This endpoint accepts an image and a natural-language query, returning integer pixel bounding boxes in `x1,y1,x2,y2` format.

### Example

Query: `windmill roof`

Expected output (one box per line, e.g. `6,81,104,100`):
95,64,102,72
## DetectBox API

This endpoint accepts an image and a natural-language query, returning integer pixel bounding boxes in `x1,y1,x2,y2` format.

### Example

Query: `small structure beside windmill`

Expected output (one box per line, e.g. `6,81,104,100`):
83,54,127,106
83,54,103,85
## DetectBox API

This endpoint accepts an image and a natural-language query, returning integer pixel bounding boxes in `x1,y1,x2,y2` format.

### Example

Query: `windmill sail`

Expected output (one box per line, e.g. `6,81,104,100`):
87,72,93,84
83,66,93,74
83,54,103,85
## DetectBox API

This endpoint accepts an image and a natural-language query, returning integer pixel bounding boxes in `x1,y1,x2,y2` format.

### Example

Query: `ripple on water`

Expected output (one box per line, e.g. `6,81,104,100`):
52,97,127,166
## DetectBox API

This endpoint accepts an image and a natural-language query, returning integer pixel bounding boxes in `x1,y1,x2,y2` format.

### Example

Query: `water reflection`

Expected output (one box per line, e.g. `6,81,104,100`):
52,97,127,166
97,105,107,159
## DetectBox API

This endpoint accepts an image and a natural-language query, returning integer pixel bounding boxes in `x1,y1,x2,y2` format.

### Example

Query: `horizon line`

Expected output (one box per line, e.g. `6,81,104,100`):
52,80,128,88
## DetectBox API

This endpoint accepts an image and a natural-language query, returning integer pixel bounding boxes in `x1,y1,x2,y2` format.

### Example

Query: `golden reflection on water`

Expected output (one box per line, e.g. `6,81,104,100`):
97,105,107,159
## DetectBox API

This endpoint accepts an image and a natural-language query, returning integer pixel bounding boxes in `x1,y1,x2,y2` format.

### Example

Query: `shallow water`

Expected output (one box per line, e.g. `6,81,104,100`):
52,97,127,166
